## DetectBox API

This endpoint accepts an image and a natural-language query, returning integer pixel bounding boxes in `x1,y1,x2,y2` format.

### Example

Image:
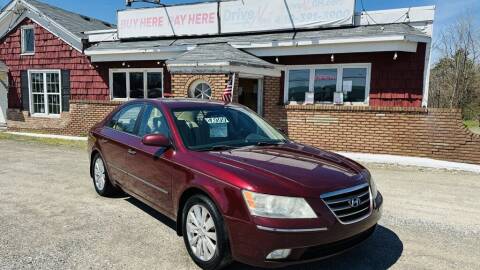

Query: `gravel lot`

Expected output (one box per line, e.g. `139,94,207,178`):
0,139,479,270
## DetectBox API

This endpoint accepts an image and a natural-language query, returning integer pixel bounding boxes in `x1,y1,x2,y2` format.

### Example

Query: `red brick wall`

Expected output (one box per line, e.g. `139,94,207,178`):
0,19,109,108
263,76,480,165
262,43,426,107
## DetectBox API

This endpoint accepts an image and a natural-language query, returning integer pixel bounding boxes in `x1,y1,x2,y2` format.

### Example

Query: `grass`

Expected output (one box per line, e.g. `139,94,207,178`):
464,120,480,135
0,132,87,149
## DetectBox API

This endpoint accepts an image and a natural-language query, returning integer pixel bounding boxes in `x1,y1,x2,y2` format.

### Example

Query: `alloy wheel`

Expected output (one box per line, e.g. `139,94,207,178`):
186,204,218,261
94,157,106,191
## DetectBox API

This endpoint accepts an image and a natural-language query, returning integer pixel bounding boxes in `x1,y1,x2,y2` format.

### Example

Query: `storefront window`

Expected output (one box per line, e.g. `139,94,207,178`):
147,72,163,98
110,69,163,100
288,69,310,102
342,68,367,103
129,72,144,99
314,69,337,103
112,73,127,99
285,64,370,105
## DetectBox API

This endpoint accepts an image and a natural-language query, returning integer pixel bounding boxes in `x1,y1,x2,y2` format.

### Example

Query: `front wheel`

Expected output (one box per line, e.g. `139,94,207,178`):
182,195,232,270
91,153,120,197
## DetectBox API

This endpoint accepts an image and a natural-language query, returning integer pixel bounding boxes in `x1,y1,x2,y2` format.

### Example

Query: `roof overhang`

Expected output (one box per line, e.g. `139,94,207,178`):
85,45,194,62
85,33,429,62
236,34,429,56
167,62,281,77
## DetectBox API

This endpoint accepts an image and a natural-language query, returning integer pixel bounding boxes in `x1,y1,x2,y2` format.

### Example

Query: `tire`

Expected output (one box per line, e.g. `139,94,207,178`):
91,153,120,197
182,195,232,270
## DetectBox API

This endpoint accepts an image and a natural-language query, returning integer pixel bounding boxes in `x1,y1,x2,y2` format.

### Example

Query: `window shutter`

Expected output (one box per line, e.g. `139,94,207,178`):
20,70,29,111
61,70,70,112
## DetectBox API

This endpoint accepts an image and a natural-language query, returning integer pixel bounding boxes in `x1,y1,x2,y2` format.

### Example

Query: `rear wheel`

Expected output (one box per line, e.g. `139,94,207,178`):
92,154,119,197
182,195,232,270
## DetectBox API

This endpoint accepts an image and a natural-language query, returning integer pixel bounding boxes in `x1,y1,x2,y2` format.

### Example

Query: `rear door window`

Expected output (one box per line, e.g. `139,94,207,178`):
108,104,144,134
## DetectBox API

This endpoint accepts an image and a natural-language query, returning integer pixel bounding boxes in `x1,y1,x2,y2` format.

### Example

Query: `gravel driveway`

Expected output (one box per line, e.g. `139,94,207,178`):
0,139,479,270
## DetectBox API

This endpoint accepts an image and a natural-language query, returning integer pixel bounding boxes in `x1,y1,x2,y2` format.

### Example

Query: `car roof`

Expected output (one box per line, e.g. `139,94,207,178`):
148,98,237,109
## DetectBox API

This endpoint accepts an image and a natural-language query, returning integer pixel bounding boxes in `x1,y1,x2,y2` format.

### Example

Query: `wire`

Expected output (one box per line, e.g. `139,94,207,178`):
360,0,378,25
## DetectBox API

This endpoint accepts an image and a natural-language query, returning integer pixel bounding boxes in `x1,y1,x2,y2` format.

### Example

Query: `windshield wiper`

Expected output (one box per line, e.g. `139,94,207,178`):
200,145,237,152
255,141,285,146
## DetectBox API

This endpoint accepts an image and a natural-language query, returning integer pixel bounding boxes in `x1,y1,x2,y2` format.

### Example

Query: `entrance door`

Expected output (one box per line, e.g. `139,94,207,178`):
238,78,263,116
0,70,8,126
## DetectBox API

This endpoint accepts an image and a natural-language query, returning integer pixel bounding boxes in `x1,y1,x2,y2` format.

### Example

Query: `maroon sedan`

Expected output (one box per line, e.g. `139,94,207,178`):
88,99,382,269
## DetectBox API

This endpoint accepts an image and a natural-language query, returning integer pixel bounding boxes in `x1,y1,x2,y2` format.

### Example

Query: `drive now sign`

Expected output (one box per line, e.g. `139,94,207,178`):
117,0,355,39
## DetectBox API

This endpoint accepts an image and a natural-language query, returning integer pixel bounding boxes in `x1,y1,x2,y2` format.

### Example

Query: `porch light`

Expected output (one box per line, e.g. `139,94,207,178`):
122,62,126,66
393,52,398,60
330,54,335,63
275,57,279,63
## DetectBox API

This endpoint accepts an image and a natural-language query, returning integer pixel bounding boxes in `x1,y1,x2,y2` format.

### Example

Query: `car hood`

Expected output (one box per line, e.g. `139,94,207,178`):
193,143,368,196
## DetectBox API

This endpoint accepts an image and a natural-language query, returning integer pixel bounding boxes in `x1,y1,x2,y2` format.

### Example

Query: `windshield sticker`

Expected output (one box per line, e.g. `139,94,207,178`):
205,117,229,138
205,117,230,124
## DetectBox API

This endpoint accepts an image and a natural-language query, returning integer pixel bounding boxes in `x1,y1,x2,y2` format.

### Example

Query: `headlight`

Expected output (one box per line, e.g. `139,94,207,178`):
242,190,317,219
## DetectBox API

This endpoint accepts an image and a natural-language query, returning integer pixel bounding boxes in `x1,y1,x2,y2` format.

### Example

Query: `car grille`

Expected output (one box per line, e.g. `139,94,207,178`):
320,183,372,224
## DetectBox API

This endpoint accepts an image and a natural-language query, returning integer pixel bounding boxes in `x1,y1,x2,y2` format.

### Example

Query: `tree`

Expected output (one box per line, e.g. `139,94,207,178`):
429,15,480,119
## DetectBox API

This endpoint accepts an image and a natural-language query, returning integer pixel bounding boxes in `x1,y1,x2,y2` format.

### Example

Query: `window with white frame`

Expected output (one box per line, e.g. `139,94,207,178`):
110,69,163,100
285,64,371,104
29,70,62,115
21,26,35,55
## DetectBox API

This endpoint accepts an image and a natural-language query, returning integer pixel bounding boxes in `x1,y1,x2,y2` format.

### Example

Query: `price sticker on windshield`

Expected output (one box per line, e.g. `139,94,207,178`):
205,117,229,138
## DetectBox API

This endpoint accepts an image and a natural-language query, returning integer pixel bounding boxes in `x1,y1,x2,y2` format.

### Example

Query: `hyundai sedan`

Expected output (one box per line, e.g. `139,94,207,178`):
88,99,383,269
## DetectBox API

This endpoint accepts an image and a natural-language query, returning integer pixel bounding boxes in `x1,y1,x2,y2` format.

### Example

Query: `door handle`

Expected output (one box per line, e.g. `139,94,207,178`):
127,149,137,155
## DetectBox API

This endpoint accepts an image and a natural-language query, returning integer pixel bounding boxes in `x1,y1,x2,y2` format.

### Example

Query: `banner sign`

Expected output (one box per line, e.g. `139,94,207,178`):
118,2,219,38
117,0,355,39
221,0,355,34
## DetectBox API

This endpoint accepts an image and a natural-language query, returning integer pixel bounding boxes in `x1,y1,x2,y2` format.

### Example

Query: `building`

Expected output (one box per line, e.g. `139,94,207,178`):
0,0,479,164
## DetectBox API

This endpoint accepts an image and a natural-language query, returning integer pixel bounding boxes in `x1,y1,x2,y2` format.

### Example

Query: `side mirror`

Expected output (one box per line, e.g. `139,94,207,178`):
142,134,171,148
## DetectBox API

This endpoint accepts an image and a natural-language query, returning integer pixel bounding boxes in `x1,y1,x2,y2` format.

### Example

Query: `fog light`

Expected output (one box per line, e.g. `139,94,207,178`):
266,249,291,260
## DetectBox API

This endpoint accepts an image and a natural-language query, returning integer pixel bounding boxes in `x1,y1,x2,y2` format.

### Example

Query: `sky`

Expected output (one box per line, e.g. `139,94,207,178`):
0,0,479,59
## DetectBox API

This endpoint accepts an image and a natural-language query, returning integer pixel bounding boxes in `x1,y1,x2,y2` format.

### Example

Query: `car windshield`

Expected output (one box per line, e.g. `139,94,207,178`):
171,106,287,151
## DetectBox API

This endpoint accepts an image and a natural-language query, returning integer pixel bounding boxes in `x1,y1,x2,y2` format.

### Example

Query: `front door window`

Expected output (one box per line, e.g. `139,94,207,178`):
238,78,262,115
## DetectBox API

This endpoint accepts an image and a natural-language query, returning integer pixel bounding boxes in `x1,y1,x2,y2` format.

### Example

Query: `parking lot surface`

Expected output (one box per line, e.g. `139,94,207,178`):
0,140,479,270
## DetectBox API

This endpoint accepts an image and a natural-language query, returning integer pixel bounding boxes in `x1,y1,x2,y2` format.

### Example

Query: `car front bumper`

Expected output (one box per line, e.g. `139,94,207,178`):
225,192,383,268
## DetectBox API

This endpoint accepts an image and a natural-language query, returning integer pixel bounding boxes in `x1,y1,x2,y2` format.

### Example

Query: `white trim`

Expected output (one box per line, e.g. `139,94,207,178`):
244,40,419,57
284,63,371,105
422,41,432,108
109,68,164,101
90,52,183,63
337,152,480,174
20,24,35,55
5,131,87,141
27,69,62,117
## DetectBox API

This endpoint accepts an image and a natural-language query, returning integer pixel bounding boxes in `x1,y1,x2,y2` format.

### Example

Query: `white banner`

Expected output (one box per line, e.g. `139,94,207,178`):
221,0,355,34
117,0,355,39
118,3,219,39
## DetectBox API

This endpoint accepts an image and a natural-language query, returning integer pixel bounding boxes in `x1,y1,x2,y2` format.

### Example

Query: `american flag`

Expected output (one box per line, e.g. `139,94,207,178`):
222,73,235,104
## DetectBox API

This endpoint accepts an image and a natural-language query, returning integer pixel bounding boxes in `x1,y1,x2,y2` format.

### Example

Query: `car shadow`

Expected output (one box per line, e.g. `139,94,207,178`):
124,197,402,270
125,197,177,231
226,226,403,270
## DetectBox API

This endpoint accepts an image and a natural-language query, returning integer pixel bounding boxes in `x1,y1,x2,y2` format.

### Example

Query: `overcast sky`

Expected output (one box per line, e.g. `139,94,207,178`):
0,0,479,61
